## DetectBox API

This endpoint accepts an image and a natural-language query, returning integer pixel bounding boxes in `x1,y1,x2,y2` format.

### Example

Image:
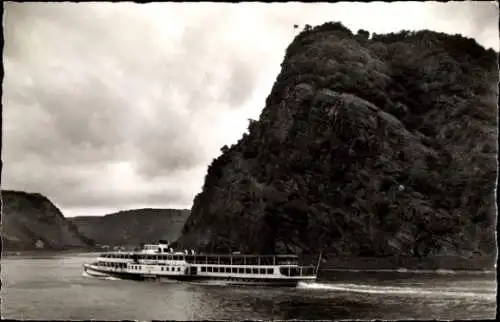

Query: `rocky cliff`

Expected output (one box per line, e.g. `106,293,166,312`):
1,190,95,250
70,208,190,247
176,23,498,260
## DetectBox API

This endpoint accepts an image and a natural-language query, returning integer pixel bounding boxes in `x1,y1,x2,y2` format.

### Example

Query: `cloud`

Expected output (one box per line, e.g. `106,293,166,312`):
2,2,498,217
427,1,499,50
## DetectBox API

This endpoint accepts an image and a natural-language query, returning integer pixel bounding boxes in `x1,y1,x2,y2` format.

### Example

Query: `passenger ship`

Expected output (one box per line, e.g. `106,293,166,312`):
83,241,319,286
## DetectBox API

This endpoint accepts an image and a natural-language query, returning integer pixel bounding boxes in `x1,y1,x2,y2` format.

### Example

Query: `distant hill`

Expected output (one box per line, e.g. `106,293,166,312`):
70,208,190,247
1,190,95,251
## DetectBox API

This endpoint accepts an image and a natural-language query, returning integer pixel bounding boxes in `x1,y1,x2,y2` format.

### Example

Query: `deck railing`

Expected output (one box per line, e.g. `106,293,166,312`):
184,255,300,266
99,252,322,269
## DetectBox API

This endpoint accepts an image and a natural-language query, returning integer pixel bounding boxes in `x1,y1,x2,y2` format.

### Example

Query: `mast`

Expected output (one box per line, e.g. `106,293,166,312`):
315,252,322,275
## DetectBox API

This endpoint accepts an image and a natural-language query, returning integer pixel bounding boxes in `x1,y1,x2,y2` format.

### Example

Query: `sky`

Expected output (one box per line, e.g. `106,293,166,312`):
2,1,499,217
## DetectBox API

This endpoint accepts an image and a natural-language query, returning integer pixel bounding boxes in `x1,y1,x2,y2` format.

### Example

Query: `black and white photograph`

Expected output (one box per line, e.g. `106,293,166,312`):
1,1,498,320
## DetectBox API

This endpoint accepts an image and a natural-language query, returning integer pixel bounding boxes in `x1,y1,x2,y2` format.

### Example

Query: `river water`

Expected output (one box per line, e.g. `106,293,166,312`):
1,253,496,320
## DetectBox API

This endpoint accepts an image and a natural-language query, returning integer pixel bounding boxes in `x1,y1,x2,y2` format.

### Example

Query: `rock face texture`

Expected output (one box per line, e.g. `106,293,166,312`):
1,190,95,250
176,23,498,259
70,208,190,247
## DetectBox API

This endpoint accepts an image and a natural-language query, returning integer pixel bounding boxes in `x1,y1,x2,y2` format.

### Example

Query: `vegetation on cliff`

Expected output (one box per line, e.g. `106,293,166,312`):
1,190,95,250
70,208,190,247
176,22,498,259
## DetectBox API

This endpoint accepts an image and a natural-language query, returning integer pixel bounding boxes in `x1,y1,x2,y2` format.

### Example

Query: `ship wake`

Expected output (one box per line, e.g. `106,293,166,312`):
296,282,496,299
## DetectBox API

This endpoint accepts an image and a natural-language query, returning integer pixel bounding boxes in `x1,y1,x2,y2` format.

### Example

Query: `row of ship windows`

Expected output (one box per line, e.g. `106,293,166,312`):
201,266,274,274
162,266,180,272
98,262,182,272
127,265,182,272
98,262,275,275
126,266,183,272
101,254,186,260
98,262,126,268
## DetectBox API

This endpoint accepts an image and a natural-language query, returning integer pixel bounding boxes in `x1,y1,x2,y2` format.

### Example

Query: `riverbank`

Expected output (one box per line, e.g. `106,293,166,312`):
320,255,497,271
2,248,102,257
3,250,496,271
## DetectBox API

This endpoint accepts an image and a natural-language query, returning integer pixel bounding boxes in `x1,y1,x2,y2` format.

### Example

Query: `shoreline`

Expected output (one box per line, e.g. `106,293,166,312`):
2,249,102,257
320,255,497,271
3,250,496,271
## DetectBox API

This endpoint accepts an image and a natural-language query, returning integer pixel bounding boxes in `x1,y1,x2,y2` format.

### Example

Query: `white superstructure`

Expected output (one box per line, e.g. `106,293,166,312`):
83,241,319,286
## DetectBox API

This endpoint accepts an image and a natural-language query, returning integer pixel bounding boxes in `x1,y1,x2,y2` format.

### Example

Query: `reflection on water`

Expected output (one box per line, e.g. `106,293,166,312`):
1,254,497,320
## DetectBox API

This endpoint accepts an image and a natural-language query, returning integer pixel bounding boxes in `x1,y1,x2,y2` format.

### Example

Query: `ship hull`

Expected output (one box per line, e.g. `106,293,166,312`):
82,264,313,286
83,264,146,280
166,275,313,287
